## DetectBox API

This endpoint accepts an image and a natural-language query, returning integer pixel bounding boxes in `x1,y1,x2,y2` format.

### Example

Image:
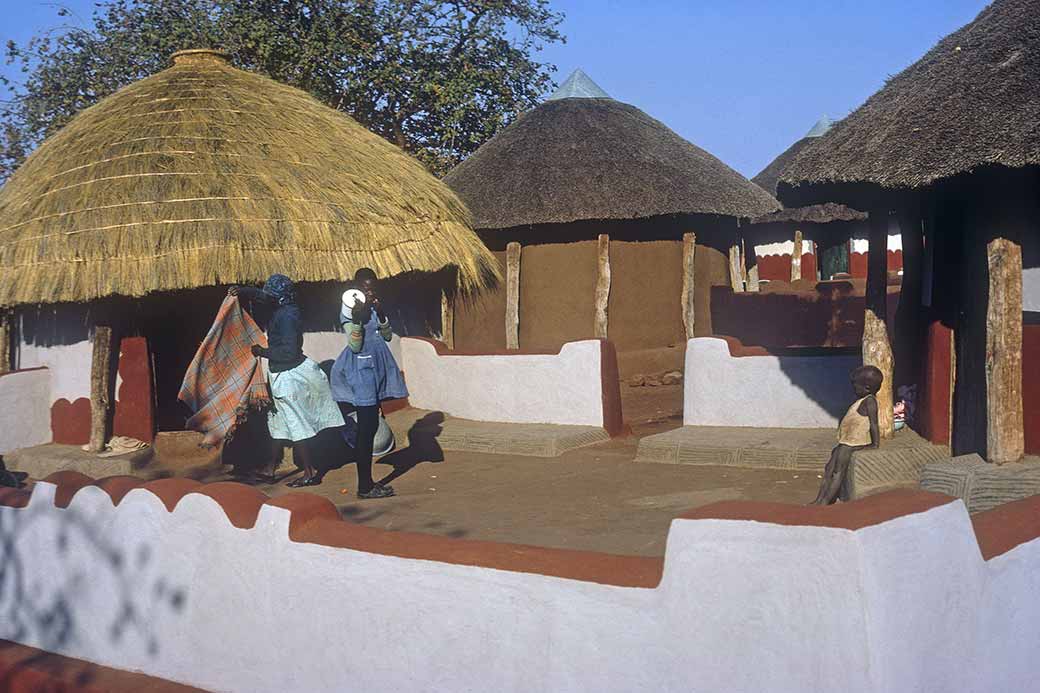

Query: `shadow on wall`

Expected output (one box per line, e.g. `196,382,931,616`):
0,492,186,688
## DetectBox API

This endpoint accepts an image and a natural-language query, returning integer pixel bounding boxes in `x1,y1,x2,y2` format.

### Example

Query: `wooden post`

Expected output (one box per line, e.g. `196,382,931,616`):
88,324,116,453
681,232,697,339
866,210,895,439
743,237,760,293
0,310,11,374
728,244,744,292
594,234,610,339
791,230,803,281
440,290,455,350
985,237,1024,463
505,241,521,350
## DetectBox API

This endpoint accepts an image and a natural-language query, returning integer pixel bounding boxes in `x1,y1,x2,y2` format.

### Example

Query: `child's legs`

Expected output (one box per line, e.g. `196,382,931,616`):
292,437,317,477
812,445,855,505
354,404,380,493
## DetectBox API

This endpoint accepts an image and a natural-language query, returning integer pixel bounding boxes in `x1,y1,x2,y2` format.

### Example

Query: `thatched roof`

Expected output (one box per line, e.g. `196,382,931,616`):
749,118,866,225
780,0,1040,202
0,49,495,306
444,76,779,230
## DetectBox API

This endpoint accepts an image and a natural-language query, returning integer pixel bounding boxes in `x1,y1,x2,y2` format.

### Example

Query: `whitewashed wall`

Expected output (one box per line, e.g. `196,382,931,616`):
1,484,1037,693
0,369,52,453
684,338,860,428
399,338,605,427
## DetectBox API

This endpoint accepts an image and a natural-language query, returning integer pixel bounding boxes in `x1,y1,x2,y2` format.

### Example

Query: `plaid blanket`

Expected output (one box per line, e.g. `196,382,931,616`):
178,296,271,448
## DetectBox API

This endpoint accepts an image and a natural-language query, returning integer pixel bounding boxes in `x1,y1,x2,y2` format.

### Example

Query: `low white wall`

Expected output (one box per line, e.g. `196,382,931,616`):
2,485,1037,692
398,338,604,427
0,369,52,454
303,331,403,369
684,338,860,428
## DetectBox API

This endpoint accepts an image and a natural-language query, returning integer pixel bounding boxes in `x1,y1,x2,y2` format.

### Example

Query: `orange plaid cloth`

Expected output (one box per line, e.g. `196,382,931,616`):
178,296,271,448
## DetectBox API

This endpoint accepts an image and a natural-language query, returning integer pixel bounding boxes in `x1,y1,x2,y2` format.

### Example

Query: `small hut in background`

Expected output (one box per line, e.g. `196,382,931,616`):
780,0,1040,462
0,49,495,449
444,69,778,375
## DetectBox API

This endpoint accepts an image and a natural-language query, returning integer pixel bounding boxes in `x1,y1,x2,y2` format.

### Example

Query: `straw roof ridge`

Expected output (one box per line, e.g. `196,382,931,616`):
749,137,867,224
780,0,1040,195
444,97,779,230
0,50,497,306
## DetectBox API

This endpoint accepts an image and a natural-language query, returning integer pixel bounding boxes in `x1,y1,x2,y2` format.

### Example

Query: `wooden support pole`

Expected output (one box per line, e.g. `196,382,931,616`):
681,232,697,340
440,290,455,350
866,210,895,439
594,234,610,339
985,237,1024,464
743,237,760,292
791,230,803,281
894,210,925,388
0,310,11,374
505,241,521,350
88,324,115,453
728,244,744,292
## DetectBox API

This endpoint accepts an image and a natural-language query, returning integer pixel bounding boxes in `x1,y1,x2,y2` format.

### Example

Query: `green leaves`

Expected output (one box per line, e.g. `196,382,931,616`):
0,0,564,181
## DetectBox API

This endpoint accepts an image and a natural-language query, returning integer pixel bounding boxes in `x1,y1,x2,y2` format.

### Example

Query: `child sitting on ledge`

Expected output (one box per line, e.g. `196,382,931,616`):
810,365,882,505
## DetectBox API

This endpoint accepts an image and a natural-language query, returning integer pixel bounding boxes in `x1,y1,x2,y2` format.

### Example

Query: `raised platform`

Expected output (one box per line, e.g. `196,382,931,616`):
920,454,1040,513
5,443,154,480
636,425,948,497
384,407,611,458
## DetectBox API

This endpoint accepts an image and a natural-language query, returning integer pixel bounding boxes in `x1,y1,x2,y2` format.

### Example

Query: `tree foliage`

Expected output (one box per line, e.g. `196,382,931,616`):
0,0,564,181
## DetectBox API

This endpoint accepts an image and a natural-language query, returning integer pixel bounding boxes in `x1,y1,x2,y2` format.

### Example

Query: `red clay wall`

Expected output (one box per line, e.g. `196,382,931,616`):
756,253,818,282
51,336,155,445
1024,324,1040,455
849,250,904,278
608,240,685,350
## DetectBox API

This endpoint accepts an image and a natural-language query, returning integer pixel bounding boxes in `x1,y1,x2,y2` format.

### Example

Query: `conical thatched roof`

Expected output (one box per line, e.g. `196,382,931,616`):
0,49,495,306
444,74,779,230
780,0,1040,201
749,118,866,225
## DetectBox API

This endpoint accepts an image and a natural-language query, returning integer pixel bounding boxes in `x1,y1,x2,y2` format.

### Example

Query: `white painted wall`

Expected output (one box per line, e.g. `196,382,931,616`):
754,241,815,257
850,233,903,253
1023,267,1040,313
0,369,52,453
684,338,861,428
303,331,403,369
2,484,1038,693
399,338,604,427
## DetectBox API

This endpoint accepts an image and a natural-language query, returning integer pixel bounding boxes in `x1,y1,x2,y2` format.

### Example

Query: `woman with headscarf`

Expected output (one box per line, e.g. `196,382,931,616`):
331,268,408,499
230,274,343,487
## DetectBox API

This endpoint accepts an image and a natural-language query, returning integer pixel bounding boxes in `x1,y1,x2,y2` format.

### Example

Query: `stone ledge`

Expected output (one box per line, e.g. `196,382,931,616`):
920,454,1040,513
6,443,154,480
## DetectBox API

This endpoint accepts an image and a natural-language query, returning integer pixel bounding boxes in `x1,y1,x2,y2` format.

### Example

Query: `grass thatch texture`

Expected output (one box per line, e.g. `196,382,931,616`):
781,0,1040,194
0,50,497,306
444,97,779,230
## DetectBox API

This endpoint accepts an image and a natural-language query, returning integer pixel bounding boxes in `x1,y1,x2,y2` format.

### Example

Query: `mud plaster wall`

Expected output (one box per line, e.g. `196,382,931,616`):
693,243,730,338
608,240,684,350
519,241,597,351
3,482,1039,693
453,251,507,352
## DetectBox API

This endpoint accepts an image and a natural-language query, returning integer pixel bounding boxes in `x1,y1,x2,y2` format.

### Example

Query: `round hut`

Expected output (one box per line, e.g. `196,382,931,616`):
779,0,1040,462
0,49,495,450
444,69,779,375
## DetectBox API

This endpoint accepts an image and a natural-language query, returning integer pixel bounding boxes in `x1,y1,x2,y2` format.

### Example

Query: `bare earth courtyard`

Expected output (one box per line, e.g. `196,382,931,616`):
16,384,824,557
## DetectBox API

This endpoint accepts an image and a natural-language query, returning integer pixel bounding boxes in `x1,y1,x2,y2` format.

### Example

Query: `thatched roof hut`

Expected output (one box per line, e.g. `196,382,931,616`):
775,0,1040,463
779,0,1040,206
444,74,779,230
0,48,495,307
444,70,778,358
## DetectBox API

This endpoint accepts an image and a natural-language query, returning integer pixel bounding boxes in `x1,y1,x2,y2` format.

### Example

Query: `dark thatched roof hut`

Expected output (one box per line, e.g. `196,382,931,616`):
777,0,1040,464
444,70,778,363
0,49,495,307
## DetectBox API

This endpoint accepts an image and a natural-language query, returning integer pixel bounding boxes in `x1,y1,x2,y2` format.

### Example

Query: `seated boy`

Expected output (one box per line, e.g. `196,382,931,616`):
810,365,882,505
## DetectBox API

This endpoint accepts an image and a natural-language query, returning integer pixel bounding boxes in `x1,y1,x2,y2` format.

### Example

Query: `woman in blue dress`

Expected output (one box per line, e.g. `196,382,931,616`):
331,268,409,499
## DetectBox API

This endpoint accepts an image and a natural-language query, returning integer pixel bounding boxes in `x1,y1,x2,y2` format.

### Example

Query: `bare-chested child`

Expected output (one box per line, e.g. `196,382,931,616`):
810,365,882,505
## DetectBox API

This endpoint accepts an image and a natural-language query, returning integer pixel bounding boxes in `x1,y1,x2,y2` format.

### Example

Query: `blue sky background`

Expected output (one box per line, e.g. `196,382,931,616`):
2,0,990,177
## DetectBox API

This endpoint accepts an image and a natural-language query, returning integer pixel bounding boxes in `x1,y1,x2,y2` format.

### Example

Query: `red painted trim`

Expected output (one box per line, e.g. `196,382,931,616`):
405,336,562,356
1024,325,1040,455
0,640,206,692
920,320,953,446
971,495,1040,560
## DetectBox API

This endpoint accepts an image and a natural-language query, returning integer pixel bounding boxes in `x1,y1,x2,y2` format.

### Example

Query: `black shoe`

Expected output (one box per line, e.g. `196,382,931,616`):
358,483,395,499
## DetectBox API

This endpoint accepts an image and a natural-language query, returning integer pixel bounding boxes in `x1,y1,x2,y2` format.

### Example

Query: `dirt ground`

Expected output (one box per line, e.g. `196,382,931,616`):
142,384,824,557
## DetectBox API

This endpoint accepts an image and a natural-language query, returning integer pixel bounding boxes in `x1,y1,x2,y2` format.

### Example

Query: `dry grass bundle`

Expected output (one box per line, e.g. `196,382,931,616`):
0,49,497,306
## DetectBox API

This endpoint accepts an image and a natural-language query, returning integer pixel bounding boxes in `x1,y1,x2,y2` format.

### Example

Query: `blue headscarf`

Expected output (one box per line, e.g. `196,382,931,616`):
262,274,295,306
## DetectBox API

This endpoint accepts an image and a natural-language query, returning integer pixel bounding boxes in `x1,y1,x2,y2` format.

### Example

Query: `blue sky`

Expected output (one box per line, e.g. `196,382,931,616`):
1,0,990,177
